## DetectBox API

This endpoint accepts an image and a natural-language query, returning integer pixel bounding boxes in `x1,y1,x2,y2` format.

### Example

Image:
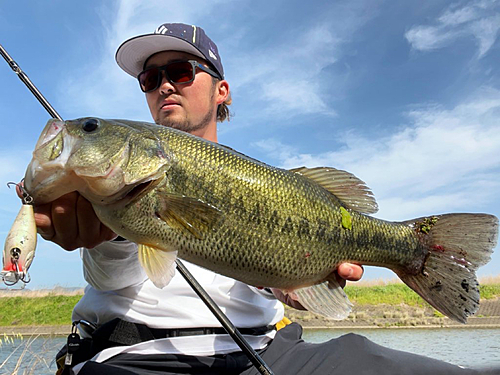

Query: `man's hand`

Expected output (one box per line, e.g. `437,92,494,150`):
272,263,364,310
30,191,116,250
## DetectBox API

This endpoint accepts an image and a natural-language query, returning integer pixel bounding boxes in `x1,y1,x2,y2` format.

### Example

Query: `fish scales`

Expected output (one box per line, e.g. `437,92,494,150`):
24,118,498,322
121,125,426,288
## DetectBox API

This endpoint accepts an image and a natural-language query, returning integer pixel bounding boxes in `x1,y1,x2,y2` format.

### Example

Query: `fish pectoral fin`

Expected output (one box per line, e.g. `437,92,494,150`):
293,278,353,320
156,194,221,239
289,166,378,215
138,244,177,289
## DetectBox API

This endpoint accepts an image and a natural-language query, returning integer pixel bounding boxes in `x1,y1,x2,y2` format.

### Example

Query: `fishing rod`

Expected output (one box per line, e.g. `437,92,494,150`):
0,43,274,375
0,45,62,120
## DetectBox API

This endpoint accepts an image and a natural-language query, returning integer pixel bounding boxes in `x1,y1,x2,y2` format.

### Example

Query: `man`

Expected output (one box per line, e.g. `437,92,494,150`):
39,23,486,374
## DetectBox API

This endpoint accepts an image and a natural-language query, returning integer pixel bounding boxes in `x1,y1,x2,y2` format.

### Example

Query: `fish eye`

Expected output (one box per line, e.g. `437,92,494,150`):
82,118,99,132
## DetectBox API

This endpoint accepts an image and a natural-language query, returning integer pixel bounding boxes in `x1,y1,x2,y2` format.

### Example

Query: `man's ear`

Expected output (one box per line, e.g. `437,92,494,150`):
216,80,230,105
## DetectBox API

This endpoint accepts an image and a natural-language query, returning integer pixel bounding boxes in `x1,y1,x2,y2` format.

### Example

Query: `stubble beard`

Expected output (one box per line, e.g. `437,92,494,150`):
156,105,215,133
155,87,216,133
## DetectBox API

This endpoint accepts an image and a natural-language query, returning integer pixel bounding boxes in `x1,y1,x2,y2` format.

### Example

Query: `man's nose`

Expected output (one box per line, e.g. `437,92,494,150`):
159,72,175,94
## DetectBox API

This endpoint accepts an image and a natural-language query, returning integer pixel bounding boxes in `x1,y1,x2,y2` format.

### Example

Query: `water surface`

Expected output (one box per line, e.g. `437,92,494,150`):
303,327,500,370
0,328,498,374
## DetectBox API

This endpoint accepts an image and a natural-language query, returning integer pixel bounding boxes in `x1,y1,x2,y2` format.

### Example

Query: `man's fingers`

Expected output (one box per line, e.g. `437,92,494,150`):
15,184,24,199
33,205,56,240
100,224,118,242
271,289,306,310
337,263,364,282
30,191,114,250
50,192,80,250
76,194,102,248
76,196,117,247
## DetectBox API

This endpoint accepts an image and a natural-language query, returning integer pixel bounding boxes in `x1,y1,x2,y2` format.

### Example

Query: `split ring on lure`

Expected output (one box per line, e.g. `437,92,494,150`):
1,182,37,286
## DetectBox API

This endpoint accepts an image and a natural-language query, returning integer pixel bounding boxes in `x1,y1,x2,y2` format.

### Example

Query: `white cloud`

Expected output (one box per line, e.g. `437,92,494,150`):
438,3,480,26
405,0,500,58
225,24,342,118
261,79,337,117
253,87,500,220
224,3,377,120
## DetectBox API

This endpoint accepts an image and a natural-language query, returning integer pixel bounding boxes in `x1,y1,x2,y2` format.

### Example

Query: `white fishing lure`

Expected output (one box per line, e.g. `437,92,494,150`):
1,203,37,286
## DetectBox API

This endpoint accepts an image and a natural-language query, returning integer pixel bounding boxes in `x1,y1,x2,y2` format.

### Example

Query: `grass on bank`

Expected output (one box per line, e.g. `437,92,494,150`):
0,295,81,326
0,280,499,326
345,283,500,306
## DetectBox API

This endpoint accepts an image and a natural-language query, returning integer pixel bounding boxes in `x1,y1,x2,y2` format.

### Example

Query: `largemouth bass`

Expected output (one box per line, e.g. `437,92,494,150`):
24,118,498,323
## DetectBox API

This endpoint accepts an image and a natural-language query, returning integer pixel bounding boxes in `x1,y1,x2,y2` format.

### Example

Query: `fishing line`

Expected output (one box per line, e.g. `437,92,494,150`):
0,43,274,375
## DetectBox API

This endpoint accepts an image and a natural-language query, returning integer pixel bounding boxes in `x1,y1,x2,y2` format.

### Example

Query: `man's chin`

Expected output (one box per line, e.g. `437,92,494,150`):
157,116,199,133
156,107,213,133
156,113,184,128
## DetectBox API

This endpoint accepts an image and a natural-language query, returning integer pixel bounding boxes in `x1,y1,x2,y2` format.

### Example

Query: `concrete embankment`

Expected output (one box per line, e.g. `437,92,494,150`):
285,297,500,329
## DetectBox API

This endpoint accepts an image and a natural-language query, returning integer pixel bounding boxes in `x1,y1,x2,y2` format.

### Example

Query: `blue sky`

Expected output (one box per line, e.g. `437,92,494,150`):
1,0,499,289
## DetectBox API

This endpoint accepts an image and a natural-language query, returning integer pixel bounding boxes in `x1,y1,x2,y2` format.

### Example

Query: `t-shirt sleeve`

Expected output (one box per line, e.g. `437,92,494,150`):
80,240,147,291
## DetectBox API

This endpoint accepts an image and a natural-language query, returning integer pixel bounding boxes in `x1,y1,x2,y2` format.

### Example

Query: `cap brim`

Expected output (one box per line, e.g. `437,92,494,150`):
116,34,206,77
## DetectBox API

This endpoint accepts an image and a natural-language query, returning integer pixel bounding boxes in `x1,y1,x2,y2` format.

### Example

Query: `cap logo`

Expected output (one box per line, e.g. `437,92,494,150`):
209,49,218,60
155,25,168,35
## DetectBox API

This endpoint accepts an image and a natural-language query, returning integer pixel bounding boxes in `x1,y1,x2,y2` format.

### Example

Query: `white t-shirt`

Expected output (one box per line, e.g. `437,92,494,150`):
72,240,284,360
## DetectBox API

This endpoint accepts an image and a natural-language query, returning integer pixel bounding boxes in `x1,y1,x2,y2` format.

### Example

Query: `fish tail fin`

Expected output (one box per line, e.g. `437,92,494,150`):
397,213,498,323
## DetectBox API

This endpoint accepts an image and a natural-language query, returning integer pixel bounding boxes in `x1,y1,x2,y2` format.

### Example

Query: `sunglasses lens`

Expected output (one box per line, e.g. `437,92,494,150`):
139,67,161,92
166,62,194,83
138,62,196,92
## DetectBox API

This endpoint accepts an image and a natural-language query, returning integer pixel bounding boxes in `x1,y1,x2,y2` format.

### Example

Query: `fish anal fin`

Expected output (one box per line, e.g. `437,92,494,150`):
290,166,378,215
293,278,353,320
138,244,177,288
156,193,221,239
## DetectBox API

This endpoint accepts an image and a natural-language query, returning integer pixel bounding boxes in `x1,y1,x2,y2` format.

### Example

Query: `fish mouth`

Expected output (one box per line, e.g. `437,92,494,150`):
24,120,82,204
25,118,169,207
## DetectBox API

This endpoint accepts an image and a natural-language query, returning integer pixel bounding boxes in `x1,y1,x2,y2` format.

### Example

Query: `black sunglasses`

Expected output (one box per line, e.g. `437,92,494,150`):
138,60,221,93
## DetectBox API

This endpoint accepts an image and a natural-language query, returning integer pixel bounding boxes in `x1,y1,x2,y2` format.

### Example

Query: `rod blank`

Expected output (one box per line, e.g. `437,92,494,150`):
0,44,62,121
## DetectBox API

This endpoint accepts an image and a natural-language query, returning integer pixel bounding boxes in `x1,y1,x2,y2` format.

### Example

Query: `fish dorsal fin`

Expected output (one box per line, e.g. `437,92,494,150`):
138,244,177,288
156,192,222,239
290,166,378,214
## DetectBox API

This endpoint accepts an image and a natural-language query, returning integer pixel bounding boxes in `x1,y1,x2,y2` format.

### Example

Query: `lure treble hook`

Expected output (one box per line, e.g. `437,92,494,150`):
7,180,34,205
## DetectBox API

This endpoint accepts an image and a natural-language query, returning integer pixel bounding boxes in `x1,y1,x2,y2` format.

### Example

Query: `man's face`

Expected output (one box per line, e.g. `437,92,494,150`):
144,51,220,134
